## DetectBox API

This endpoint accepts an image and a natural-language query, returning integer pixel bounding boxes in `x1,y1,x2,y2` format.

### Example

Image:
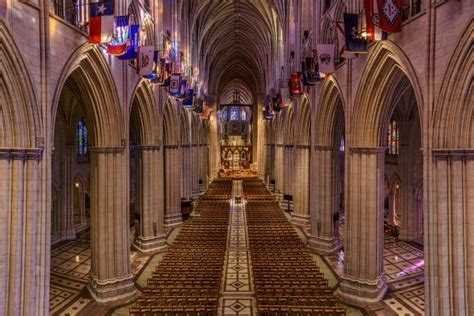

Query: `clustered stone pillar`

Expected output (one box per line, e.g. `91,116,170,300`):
180,144,191,201
164,144,183,229
308,146,342,254
87,147,135,302
339,147,387,304
426,150,474,315
265,144,275,189
133,145,166,253
292,145,311,227
191,144,200,199
0,149,43,316
274,144,284,199
283,144,294,208
59,144,76,240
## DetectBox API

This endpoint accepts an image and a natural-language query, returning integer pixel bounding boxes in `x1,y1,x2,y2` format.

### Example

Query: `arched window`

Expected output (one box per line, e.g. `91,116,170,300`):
339,137,345,152
230,106,239,121
241,109,247,121
222,109,228,121
77,117,88,155
387,120,399,155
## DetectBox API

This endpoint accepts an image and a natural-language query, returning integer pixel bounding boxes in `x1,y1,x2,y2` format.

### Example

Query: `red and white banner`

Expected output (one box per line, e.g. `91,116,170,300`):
365,0,386,40
89,1,115,44
377,0,402,33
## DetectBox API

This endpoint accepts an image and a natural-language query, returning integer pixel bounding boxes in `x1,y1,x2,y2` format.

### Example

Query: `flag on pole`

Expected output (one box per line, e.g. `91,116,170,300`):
364,0,388,40
137,46,154,76
183,89,194,107
377,0,402,33
89,1,115,44
316,44,336,74
344,13,368,53
336,22,357,59
106,16,130,56
143,50,160,80
118,24,139,60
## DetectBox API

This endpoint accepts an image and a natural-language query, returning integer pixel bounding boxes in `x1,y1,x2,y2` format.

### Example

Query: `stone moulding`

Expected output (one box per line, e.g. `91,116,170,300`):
0,147,43,160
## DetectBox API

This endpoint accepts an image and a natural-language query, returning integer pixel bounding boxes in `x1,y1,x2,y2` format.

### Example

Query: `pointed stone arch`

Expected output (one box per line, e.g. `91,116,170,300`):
433,21,473,149
130,80,160,146
428,21,474,315
341,41,425,304
163,97,180,146
351,41,424,147
52,44,123,148
295,94,311,146
0,21,42,148
314,77,345,146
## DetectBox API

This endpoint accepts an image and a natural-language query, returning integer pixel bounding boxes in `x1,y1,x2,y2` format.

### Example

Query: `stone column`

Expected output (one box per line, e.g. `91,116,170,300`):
87,147,135,302
282,145,294,211
164,144,183,229
0,149,43,316
274,144,284,198
398,144,422,240
132,145,166,253
292,145,311,227
60,144,76,240
339,147,387,304
191,144,199,199
308,146,342,254
265,144,275,190
426,150,474,315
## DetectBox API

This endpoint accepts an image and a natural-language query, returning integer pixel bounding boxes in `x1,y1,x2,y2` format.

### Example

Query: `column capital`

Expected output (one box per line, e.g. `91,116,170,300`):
432,148,474,157
164,144,180,149
135,144,161,151
349,146,386,154
88,146,125,154
313,145,338,152
0,147,43,160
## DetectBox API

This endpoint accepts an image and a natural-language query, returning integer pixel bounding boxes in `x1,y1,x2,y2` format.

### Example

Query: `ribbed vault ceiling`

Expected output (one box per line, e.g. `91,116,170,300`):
188,0,283,104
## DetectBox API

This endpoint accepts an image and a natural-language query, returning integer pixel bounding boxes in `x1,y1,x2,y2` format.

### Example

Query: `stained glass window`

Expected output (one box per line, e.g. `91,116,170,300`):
77,118,88,155
339,137,345,152
230,106,239,121
222,109,228,121
387,120,399,155
241,109,247,121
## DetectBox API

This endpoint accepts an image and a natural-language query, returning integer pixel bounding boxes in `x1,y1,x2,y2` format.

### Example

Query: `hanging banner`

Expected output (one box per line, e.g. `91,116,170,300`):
316,44,336,74
336,22,357,59
289,74,303,98
106,16,130,56
143,50,160,81
118,24,139,60
89,1,115,44
301,53,322,86
169,74,181,95
183,89,194,107
194,98,203,113
137,46,154,76
364,0,388,40
344,13,368,53
377,0,402,33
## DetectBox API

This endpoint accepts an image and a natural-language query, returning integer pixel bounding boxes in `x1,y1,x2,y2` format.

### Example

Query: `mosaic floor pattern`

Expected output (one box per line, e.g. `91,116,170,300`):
219,180,255,316
49,230,146,316
324,222,425,315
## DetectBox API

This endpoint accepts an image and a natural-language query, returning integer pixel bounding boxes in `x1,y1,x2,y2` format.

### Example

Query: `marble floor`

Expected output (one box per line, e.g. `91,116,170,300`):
324,222,425,316
219,180,255,315
49,229,147,316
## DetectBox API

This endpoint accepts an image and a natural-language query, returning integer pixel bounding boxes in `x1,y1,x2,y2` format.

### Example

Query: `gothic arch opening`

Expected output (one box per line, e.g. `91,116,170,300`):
50,46,134,307
341,42,425,304
309,78,345,254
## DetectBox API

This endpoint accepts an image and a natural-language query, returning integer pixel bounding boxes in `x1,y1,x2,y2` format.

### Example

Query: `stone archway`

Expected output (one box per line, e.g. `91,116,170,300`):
163,97,183,229
429,21,473,315
292,94,311,227
51,45,134,303
0,21,45,316
308,77,345,255
129,80,166,253
340,41,425,304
